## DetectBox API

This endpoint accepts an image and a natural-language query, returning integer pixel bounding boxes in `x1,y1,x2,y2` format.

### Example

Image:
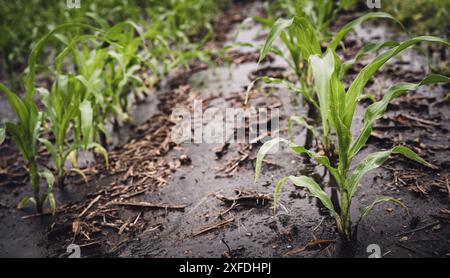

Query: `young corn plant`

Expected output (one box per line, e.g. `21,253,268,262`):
38,74,108,187
255,37,450,239
102,22,147,127
39,28,118,186
253,13,406,153
0,83,46,212
65,45,110,147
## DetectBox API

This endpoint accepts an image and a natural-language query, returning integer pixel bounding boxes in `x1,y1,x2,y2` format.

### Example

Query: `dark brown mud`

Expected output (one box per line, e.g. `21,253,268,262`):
0,1,449,258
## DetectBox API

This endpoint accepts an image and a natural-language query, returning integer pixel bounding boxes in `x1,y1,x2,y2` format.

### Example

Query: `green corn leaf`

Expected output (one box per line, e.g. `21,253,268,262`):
258,17,294,64
75,74,104,104
39,168,55,192
29,110,41,158
328,12,407,51
392,145,436,169
288,175,340,221
309,50,335,142
255,137,343,185
17,196,36,209
47,193,56,216
0,83,29,126
252,15,275,28
5,123,28,161
25,23,102,103
271,175,342,229
339,0,358,9
0,124,5,145
288,175,334,213
85,11,110,29
39,138,57,167
344,36,450,127
341,40,400,76
273,176,288,213
288,115,320,140
55,34,118,72
89,143,109,169
80,100,93,150
349,75,450,159
71,168,89,185
359,196,409,222
290,16,321,58
255,137,282,182
245,76,317,108
62,145,80,165
347,146,436,198
329,72,352,172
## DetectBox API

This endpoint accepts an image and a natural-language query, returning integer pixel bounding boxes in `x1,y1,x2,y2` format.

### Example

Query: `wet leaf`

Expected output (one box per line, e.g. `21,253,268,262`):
347,146,435,198
349,75,450,159
258,17,294,64
344,36,450,127
329,12,407,51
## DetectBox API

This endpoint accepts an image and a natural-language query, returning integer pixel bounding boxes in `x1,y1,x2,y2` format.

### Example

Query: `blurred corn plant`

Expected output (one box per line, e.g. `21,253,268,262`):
264,0,358,41
37,22,142,186
0,0,222,88
0,82,45,212
102,22,147,127
0,0,145,88
255,36,449,239
382,0,450,75
38,74,108,187
146,0,219,44
382,0,449,37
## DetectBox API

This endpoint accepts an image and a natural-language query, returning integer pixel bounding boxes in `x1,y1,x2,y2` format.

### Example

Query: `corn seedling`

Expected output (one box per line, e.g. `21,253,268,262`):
39,74,107,187
255,36,450,239
100,22,147,126
0,82,44,212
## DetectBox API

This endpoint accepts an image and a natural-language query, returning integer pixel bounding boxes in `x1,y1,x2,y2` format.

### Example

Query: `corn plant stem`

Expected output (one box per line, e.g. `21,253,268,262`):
328,170,341,213
29,161,42,213
56,170,66,188
56,145,65,187
339,190,351,239
304,104,317,150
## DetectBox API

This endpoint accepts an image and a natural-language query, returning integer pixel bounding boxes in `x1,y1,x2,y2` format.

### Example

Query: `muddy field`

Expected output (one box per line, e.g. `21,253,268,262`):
0,1,449,258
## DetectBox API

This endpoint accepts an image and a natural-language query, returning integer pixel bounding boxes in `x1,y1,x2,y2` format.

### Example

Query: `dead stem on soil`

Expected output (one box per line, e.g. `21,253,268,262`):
283,239,336,256
192,217,235,237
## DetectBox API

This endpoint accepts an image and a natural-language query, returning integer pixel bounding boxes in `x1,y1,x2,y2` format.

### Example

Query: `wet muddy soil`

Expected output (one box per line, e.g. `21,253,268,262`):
0,1,449,258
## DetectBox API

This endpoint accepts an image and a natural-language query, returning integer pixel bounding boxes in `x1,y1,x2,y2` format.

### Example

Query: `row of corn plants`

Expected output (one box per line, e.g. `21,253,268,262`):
0,1,222,213
253,10,449,239
0,0,221,89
